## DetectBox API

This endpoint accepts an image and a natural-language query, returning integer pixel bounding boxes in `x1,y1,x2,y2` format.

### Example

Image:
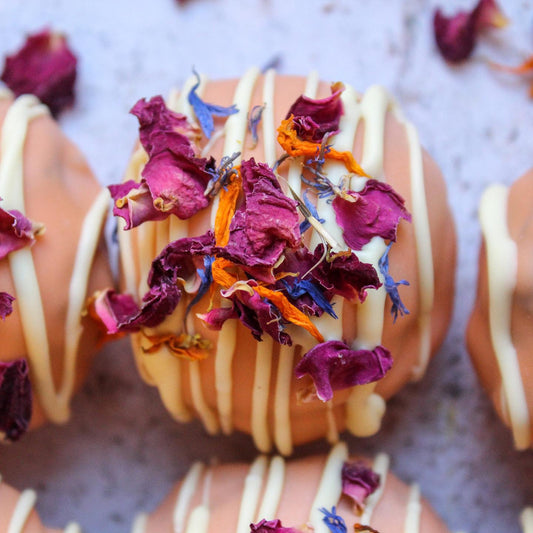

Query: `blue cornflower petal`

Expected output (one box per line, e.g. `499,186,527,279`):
185,255,214,316
282,278,337,319
299,189,326,233
378,242,410,323
320,507,347,533
188,70,239,139
248,104,265,147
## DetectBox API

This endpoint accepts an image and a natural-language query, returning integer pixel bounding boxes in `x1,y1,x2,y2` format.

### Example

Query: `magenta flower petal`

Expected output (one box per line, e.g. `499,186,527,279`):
109,180,167,230
91,289,140,334
0,359,32,442
342,461,380,511
286,83,344,142
197,305,237,330
0,292,15,320
1,29,77,116
250,519,302,533
433,0,507,63
294,340,393,402
142,149,211,219
218,158,300,274
130,96,199,157
0,204,42,259
332,179,410,251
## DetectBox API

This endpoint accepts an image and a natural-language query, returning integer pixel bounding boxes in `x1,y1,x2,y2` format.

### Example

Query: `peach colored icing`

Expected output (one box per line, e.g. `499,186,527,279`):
120,69,444,453
0,95,110,424
131,443,424,533
479,184,530,449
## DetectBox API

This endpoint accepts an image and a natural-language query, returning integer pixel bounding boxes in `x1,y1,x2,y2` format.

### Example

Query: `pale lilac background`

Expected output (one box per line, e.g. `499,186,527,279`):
1,0,533,531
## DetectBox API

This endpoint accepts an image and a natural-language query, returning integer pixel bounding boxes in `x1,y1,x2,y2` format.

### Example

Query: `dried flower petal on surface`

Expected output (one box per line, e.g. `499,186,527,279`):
341,461,380,511
0,292,14,319
1,28,77,115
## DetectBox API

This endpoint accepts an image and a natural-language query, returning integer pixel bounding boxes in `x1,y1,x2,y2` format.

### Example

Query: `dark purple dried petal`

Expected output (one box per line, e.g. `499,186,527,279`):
1,29,77,116
0,204,42,259
294,340,393,402
218,158,300,275
285,83,344,142
130,96,198,157
250,519,302,533
0,292,15,319
142,149,211,219
109,180,167,230
342,461,380,510
0,359,32,442
332,179,411,251
433,0,507,63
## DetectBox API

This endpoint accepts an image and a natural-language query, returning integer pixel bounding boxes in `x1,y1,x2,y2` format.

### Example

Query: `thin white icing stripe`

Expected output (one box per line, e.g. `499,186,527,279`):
173,462,205,533
215,318,237,434
236,455,268,533
403,484,421,533
262,69,276,167
345,385,386,437
251,336,274,452
360,452,390,524
521,507,533,533
273,344,295,456
325,401,339,444
64,523,82,533
189,359,219,435
255,456,286,521
185,506,210,533
8,489,37,533
136,221,157,296
308,441,348,533
480,184,531,449
130,513,148,533
397,114,434,380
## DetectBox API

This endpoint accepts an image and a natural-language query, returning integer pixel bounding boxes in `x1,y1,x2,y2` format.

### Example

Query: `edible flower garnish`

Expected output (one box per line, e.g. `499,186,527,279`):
0,202,43,259
286,82,344,142
0,359,32,442
1,28,77,116
341,461,380,512
250,519,302,533
141,331,211,360
188,70,239,139
109,97,215,229
354,526,381,533
490,56,533,98
294,340,393,402
378,243,409,322
332,179,411,251
433,0,508,63
0,292,14,319
216,158,300,274
248,104,265,148
320,507,347,533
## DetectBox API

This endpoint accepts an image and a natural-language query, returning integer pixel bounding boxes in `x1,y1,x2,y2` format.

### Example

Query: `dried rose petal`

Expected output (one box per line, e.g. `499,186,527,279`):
342,461,380,511
90,289,140,334
109,180,167,230
250,519,302,533
0,203,43,259
218,158,300,275
1,29,77,116
130,96,199,157
433,0,507,63
0,359,32,442
0,292,15,319
286,82,344,142
332,179,411,251
294,340,393,402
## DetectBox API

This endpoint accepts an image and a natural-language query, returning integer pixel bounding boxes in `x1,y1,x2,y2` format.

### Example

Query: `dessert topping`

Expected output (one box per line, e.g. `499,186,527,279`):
1,28,77,116
0,292,14,319
0,202,43,259
378,243,409,322
341,461,380,512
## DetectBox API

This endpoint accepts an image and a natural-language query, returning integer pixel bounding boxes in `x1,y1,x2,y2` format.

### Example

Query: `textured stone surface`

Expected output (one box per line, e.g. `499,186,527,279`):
0,0,533,531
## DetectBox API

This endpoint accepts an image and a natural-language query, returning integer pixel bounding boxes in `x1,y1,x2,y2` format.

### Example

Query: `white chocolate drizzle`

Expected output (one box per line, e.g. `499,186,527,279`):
0,95,109,423
521,507,533,533
173,462,205,533
479,184,531,449
403,484,421,533
7,488,37,533
122,71,436,453
236,455,268,533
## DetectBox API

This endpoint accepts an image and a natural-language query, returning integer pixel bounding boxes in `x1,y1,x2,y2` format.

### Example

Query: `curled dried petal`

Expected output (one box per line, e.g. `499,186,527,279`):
0,292,15,319
0,203,43,259
250,519,302,533
1,29,77,115
0,359,32,442
294,340,393,402
342,461,380,511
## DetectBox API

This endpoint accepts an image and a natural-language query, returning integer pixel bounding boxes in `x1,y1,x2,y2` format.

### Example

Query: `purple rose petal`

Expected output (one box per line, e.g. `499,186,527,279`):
0,359,32,442
294,340,393,402
250,519,302,533
1,28,77,116
0,292,15,319
342,461,380,511
332,179,411,251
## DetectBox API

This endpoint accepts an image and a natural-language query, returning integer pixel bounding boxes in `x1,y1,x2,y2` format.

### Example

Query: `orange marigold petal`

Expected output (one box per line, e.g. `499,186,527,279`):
214,172,242,246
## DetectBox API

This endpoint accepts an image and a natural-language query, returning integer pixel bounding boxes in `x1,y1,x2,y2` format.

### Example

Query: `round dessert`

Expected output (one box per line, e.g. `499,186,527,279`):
0,474,79,533
107,68,456,454
467,168,533,450
0,89,112,439
132,442,450,533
